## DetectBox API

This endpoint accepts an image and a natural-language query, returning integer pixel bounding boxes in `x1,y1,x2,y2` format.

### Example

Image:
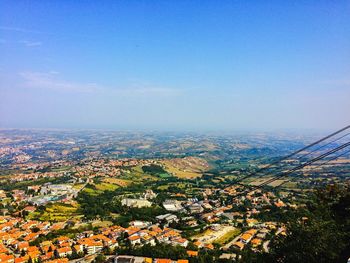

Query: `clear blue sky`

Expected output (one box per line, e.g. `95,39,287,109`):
0,1,349,131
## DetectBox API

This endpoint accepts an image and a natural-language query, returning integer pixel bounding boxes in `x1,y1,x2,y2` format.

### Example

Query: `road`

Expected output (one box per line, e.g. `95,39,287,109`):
222,233,241,250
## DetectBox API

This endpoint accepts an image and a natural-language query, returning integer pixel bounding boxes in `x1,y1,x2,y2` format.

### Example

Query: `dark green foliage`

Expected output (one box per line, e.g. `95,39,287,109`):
77,184,166,222
255,185,350,263
142,164,167,175
93,254,106,263
117,243,188,260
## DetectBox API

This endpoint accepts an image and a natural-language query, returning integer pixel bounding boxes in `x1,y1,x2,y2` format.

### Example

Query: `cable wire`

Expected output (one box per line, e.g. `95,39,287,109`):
233,125,350,183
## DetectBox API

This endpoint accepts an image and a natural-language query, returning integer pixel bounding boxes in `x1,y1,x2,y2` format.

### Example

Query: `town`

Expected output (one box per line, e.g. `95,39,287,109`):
1,129,349,263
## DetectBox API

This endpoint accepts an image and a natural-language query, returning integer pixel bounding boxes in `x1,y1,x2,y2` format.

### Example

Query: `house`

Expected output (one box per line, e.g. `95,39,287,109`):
241,233,253,244
171,238,188,247
40,252,54,262
73,244,83,254
141,235,156,246
143,190,157,200
16,241,29,251
128,235,142,246
45,259,69,263
203,243,214,250
129,221,152,229
246,218,259,227
0,254,14,263
154,259,171,263
251,238,262,247
77,238,103,254
56,236,70,245
156,214,179,224
122,199,152,208
187,204,203,214
162,200,183,212
14,256,28,263
57,247,72,257
0,244,8,254
201,212,214,222
186,251,198,257
233,241,245,250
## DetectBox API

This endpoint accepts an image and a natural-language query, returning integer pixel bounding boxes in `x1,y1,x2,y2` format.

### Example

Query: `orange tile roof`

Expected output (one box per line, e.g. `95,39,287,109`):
15,256,29,263
56,236,70,242
245,229,258,235
27,246,39,252
233,241,245,250
204,243,214,250
175,238,187,244
155,259,172,263
128,235,141,241
193,241,202,247
59,242,71,248
0,244,8,253
27,250,40,259
241,233,252,241
57,247,72,253
251,238,262,246
0,253,15,262
74,245,83,252
46,259,69,263
187,250,198,257
17,242,29,250
40,251,54,261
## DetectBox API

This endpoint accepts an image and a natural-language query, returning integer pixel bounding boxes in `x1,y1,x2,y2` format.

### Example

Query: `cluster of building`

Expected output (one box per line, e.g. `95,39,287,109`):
114,256,189,263
0,172,67,185
28,183,80,206
231,222,286,251
0,214,191,263
0,215,68,263
72,159,153,178
6,183,82,210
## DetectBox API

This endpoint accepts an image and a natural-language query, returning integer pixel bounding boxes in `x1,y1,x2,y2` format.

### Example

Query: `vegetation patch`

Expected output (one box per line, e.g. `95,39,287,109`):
214,228,241,245
142,164,172,178
103,177,131,187
95,182,119,191
28,202,81,222
160,157,210,179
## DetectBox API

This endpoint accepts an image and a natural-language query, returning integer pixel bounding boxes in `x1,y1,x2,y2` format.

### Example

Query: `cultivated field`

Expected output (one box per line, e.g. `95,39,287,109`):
28,202,82,222
192,225,237,245
161,157,210,179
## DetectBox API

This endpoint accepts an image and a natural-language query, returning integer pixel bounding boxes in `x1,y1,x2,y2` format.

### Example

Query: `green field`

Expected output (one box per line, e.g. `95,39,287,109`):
158,173,172,178
28,202,82,222
214,228,241,245
95,182,119,191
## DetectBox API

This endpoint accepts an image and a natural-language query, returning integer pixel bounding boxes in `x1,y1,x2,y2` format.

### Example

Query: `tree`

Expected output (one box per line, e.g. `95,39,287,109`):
256,186,350,263
94,254,106,263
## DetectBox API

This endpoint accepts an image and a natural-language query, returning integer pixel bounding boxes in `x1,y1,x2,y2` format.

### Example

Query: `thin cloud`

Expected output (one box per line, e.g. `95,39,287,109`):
115,84,182,96
0,26,42,34
19,40,42,47
19,71,182,96
20,71,99,93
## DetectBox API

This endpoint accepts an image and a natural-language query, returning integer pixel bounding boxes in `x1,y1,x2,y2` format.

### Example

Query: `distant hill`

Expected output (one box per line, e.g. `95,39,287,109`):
160,156,210,179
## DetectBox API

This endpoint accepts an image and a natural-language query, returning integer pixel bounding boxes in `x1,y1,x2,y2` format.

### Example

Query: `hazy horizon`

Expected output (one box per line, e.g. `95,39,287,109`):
1,1,349,131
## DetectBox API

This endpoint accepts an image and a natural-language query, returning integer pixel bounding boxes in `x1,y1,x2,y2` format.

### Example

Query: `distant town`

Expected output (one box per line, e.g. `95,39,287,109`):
0,129,349,263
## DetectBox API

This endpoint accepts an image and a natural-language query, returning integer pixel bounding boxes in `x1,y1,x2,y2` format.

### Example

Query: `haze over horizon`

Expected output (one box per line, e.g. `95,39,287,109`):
1,1,349,131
